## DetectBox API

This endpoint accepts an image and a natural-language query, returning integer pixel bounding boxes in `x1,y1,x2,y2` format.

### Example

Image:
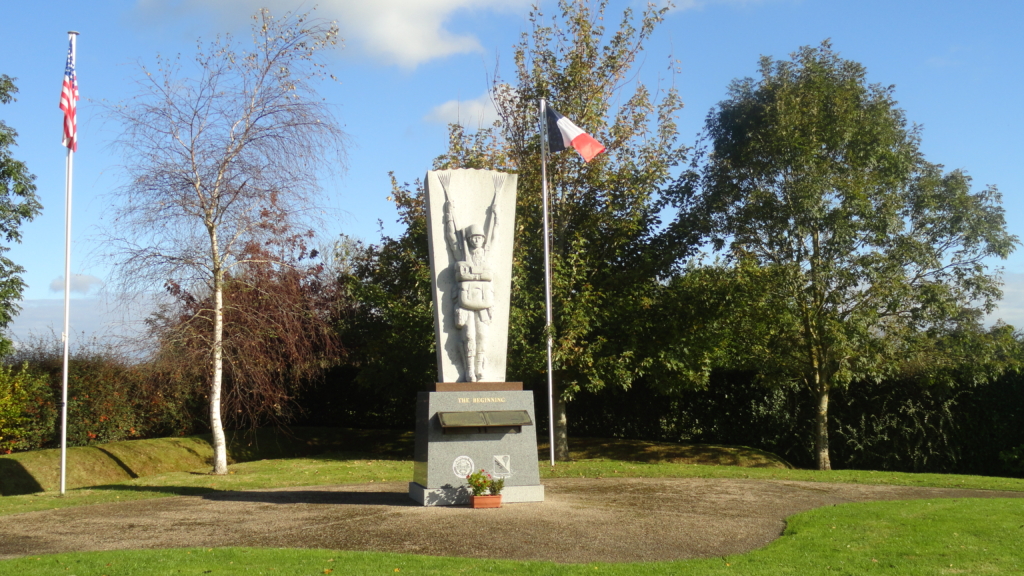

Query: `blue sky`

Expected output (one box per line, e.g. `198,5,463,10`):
1,0,1022,344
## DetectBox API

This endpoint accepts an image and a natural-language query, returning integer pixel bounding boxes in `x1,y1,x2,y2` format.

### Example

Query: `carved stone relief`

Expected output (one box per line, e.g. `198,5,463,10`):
425,169,517,383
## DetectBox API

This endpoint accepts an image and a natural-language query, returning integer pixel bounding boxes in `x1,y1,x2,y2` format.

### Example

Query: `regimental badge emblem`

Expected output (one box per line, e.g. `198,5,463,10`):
452,455,475,478
493,454,511,476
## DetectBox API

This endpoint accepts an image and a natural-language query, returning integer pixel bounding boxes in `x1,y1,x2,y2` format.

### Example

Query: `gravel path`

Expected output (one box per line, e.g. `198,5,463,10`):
1,478,1021,563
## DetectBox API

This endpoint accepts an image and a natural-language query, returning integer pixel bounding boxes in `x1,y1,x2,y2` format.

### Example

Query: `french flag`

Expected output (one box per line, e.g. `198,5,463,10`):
546,106,605,163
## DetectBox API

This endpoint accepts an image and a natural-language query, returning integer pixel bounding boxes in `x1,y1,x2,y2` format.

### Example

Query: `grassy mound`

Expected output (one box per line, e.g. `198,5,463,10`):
0,437,213,496
1,428,787,496
0,428,415,496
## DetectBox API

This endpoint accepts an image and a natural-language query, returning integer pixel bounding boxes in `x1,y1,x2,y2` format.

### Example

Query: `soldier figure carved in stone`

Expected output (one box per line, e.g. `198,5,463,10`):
439,171,504,382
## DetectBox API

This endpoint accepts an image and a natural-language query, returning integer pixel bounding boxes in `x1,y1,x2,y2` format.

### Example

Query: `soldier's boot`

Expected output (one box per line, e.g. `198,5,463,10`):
475,356,486,382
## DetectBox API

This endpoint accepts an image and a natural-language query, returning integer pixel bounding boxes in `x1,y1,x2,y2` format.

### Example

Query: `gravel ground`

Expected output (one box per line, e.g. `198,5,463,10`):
1,477,1021,563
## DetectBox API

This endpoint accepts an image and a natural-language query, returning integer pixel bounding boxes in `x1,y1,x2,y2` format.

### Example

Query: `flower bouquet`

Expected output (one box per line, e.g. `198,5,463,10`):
466,469,503,508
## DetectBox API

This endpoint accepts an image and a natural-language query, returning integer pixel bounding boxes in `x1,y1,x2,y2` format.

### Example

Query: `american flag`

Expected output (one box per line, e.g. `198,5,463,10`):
60,36,79,152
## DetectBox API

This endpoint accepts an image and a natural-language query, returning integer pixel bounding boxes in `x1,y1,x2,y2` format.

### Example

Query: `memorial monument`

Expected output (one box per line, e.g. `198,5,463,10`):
409,169,545,505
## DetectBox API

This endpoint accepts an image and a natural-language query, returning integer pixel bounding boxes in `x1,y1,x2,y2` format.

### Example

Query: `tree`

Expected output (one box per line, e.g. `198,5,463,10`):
0,75,43,355
348,2,693,460
487,0,690,459
105,10,348,474
348,2,691,461
361,1,693,460
691,42,1017,470
362,1,689,459
151,235,342,432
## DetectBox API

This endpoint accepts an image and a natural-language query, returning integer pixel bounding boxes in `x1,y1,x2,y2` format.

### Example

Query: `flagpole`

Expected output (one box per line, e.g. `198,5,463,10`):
59,30,79,496
539,98,556,467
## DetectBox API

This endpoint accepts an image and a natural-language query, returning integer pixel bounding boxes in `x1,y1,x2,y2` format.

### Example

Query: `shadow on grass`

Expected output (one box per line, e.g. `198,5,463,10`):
200,489,415,507
0,458,44,496
83,482,415,506
94,447,140,479
546,437,793,468
87,484,225,497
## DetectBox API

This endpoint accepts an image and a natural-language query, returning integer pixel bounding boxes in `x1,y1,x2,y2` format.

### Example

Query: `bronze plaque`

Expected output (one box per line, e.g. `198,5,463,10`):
483,410,532,427
438,411,488,428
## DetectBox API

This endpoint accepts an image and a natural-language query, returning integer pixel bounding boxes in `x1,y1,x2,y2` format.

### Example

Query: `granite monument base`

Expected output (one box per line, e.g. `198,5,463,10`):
410,386,544,506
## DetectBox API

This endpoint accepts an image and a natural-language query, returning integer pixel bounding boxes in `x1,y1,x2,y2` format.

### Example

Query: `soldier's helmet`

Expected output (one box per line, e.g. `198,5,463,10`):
466,224,485,240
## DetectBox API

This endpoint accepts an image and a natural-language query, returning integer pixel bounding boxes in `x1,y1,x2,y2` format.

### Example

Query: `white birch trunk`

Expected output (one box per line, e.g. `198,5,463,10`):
209,232,229,475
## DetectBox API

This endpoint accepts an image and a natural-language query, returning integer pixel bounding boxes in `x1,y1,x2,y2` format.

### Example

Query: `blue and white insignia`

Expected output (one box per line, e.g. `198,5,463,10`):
493,454,511,476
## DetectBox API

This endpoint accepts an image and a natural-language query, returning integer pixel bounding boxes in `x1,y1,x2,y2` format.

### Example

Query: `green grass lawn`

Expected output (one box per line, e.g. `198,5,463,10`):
2,435,1023,574
2,448,1024,519
0,451,411,516
2,452,1023,518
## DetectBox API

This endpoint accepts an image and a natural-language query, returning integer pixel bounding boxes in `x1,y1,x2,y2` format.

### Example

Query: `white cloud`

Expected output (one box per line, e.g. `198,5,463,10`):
424,92,499,127
134,0,530,69
49,274,104,295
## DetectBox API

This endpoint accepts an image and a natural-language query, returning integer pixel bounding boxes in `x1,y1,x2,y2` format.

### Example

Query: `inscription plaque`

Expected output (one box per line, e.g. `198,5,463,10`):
437,410,533,434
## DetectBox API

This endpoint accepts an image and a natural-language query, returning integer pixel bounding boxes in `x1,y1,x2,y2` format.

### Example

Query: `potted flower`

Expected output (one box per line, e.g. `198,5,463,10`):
466,469,503,508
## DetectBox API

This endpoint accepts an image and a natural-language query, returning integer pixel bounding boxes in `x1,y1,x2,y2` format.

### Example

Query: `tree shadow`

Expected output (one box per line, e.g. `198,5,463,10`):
84,483,416,506
200,489,415,507
0,458,44,496
87,484,225,497
94,447,140,479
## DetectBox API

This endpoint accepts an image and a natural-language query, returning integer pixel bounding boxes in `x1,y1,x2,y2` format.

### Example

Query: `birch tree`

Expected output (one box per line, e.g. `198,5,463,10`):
105,10,347,474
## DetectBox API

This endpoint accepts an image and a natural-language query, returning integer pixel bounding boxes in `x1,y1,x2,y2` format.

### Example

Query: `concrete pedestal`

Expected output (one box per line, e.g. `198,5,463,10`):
409,388,544,505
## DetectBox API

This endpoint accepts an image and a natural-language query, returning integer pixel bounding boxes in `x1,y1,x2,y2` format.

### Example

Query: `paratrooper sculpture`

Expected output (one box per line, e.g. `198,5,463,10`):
436,171,505,382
